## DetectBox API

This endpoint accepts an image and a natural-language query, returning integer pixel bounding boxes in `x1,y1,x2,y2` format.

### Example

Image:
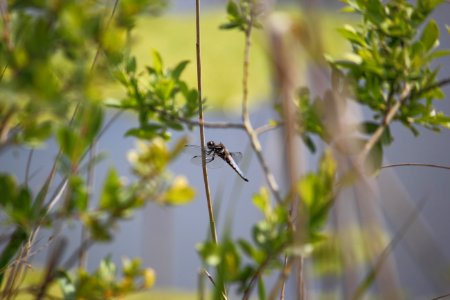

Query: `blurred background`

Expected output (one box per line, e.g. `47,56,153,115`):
1,0,450,299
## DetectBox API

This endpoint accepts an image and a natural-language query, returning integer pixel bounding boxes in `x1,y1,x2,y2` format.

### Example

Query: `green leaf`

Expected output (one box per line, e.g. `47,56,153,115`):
152,50,163,74
219,22,241,30
302,135,317,153
81,104,104,144
365,141,383,175
98,257,116,282
337,25,366,46
366,0,386,24
361,122,393,145
82,214,112,241
420,20,439,51
252,187,270,217
226,0,240,19
0,228,28,286
99,168,122,211
0,174,16,206
68,175,89,212
162,177,195,205
196,241,221,266
257,277,266,300
427,49,450,61
171,60,190,79
126,56,137,74
56,271,76,300
124,123,163,139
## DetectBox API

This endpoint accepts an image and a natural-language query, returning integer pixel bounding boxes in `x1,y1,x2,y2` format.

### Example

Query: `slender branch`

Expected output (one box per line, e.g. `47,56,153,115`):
362,77,450,159
431,292,450,300
381,163,450,171
243,249,283,300
90,0,119,72
241,7,283,204
152,107,245,129
195,0,217,245
361,84,411,159
255,122,283,135
268,257,296,300
24,149,34,186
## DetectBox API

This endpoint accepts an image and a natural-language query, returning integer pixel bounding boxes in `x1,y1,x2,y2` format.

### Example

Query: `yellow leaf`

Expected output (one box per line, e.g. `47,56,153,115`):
163,176,195,205
143,268,156,288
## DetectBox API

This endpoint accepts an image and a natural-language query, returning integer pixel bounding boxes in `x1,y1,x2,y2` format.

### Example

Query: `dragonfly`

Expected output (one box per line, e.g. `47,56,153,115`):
184,141,249,182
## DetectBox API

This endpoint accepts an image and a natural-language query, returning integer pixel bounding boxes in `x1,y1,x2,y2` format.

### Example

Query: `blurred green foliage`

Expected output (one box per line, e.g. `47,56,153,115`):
0,0,195,298
2,0,450,299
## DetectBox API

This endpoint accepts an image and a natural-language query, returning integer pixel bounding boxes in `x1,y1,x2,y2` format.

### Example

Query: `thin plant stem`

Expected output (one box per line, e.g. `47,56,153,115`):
255,122,283,135
25,149,34,187
90,0,119,73
431,292,450,300
381,163,450,171
195,0,217,245
241,9,282,204
152,107,245,129
268,257,295,300
362,77,450,160
243,249,284,300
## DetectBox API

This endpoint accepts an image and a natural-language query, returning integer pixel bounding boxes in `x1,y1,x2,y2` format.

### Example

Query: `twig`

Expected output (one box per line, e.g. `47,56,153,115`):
362,77,450,159
255,122,283,135
90,0,119,73
268,257,296,300
195,0,217,245
201,268,217,287
431,292,450,300
243,250,282,300
361,84,411,159
241,8,283,204
24,149,34,186
153,107,245,129
381,163,450,171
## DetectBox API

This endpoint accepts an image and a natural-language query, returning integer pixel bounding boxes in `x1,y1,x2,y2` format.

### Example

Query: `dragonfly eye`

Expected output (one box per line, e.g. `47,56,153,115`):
207,141,214,148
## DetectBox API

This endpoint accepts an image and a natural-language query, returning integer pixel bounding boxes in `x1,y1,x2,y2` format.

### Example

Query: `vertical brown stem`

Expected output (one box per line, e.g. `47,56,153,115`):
195,0,217,244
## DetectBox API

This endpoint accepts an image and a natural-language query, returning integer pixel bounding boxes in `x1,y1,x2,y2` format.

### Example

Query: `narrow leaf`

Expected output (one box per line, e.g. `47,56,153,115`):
420,20,439,51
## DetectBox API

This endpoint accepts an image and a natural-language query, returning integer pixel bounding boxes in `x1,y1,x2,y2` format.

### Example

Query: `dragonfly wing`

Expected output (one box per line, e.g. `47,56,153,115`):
230,152,243,164
184,145,203,156
190,155,225,169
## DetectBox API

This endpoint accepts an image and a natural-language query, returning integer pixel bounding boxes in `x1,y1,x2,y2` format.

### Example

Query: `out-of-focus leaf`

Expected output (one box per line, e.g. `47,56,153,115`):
98,256,116,282
252,187,270,217
126,56,137,74
68,175,89,213
82,214,112,241
298,151,336,240
171,60,189,79
365,141,383,175
162,176,195,205
197,241,221,266
99,168,122,211
0,228,28,286
420,20,439,51
143,268,156,288
257,277,266,300
152,50,163,75
226,0,240,18
56,270,76,300
337,25,366,46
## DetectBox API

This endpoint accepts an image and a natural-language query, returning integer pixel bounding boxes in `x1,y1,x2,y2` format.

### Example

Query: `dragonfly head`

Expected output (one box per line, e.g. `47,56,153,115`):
207,141,215,149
